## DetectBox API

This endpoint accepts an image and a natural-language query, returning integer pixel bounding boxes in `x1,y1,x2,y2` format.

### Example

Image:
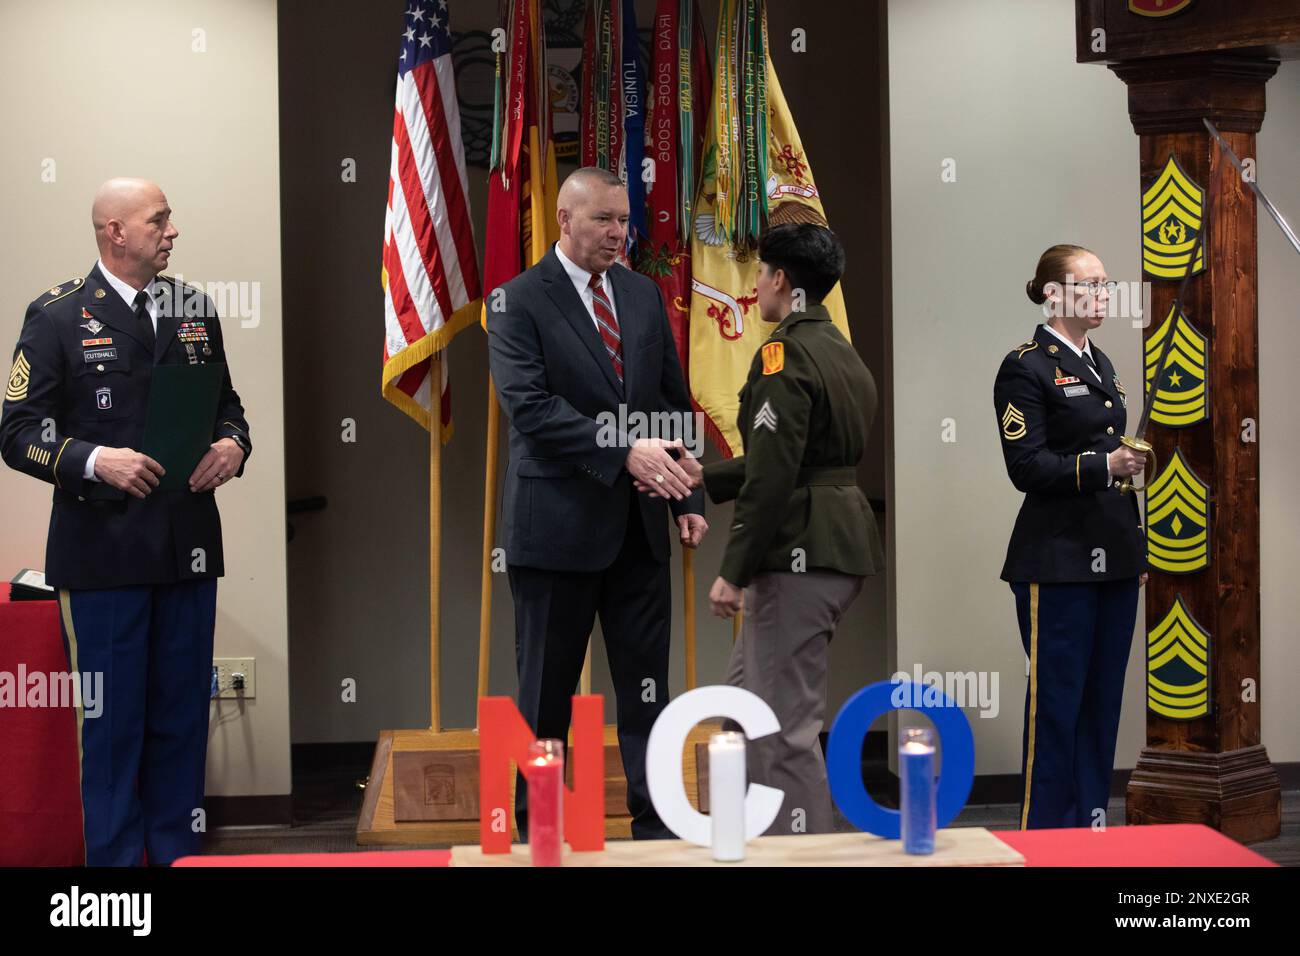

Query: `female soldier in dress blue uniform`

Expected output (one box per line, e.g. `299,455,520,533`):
994,244,1148,830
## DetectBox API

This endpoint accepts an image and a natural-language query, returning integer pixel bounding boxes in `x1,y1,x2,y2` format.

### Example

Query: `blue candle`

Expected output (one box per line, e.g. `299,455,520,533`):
900,728,936,854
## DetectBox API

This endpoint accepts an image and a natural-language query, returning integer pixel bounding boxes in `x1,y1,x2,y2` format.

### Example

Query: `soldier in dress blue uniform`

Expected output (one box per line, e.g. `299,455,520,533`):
0,178,251,865
993,244,1148,830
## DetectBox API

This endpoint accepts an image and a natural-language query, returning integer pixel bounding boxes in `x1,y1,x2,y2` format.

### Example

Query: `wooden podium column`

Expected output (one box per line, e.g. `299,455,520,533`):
1108,54,1281,843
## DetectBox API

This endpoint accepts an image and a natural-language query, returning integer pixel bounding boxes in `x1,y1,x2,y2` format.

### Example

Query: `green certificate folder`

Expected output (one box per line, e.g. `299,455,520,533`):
140,363,225,491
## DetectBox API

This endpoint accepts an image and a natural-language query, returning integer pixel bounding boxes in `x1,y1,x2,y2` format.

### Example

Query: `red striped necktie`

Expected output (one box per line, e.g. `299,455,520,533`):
588,273,623,384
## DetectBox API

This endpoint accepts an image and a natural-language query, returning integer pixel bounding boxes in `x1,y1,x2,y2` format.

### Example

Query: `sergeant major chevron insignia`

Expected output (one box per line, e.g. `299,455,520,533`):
1142,154,1206,278
6,350,30,402
1144,304,1208,427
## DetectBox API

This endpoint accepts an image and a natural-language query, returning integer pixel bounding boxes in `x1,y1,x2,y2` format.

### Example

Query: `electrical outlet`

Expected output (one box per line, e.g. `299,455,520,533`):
212,657,256,699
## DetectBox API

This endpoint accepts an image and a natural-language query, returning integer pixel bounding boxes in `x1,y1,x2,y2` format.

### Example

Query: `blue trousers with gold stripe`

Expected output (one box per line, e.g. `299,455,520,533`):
1010,579,1138,830
57,581,217,866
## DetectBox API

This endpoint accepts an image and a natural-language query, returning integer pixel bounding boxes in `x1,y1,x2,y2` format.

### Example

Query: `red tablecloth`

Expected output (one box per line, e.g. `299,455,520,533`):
174,824,1275,867
994,823,1275,867
174,849,454,867
0,591,85,866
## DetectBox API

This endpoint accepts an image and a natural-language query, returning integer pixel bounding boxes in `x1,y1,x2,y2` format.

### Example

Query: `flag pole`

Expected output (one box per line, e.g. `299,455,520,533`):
429,351,443,733
476,380,501,714
683,549,697,689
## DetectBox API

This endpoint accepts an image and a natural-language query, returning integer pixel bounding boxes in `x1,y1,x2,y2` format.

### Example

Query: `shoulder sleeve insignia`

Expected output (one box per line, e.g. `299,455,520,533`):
1001,401,1026,441
761,341,785,375
1014,341,1038,359
6,350,31,402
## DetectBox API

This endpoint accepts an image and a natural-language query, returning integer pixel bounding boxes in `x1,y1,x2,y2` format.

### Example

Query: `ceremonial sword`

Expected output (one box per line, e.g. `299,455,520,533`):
1204,118,1300,257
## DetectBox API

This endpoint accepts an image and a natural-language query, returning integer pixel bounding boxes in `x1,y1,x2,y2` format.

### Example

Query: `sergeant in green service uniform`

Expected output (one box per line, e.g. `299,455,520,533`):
653,223,884,835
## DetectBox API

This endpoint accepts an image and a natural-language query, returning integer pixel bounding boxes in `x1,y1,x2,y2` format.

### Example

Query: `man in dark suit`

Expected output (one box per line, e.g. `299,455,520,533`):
0,178,251,865
487,166,706,840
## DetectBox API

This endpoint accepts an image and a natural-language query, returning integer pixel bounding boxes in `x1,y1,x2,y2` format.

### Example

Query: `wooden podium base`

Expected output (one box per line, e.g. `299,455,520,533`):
356,721,723,846
1126,744,1281,844
449,827,1025,867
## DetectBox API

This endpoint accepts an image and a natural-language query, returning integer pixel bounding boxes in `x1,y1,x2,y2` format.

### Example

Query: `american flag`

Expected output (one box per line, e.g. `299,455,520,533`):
382,0,481,434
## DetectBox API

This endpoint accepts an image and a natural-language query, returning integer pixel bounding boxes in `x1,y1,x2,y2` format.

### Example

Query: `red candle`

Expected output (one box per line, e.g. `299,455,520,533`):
526,739,564,867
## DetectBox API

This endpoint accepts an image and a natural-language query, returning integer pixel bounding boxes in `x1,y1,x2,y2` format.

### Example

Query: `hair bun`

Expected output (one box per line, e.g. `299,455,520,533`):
1025,278,1046,305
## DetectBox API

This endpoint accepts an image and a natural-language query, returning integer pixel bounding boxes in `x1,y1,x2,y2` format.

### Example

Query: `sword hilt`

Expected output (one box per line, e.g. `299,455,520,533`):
1116,436,1157,495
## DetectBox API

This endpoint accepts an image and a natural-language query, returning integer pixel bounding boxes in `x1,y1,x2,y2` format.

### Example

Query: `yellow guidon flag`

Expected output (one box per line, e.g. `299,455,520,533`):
1144,448,1210,575
688,0,849,457
1147,595,1211,720
1142,154,1206,279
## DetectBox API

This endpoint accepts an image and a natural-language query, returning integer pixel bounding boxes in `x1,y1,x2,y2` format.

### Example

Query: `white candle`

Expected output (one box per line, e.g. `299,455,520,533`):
709,731,747,861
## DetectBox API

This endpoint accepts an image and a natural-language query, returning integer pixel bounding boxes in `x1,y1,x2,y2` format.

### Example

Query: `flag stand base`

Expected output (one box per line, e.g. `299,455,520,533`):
355,721,722,846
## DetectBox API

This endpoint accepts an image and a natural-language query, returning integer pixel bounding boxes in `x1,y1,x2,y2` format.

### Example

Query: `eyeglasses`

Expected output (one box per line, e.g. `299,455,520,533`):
1066,280,1118,295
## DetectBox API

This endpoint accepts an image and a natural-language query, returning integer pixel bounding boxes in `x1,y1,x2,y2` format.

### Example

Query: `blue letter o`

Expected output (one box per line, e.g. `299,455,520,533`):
825,681,975,838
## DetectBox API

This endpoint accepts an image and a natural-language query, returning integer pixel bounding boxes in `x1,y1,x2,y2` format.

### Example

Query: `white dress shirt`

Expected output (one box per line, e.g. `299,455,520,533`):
84,261,161,480
1040,322,1102,384
554,243,618,331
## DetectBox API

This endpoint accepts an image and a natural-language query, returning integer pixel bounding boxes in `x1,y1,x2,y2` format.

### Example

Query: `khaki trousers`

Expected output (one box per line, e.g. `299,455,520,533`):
724,570,864,835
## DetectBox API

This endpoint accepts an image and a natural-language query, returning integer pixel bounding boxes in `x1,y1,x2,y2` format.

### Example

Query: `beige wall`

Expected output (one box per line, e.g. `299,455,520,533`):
0,0,289,797
888,0,1300,772
1256,59,1300,765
